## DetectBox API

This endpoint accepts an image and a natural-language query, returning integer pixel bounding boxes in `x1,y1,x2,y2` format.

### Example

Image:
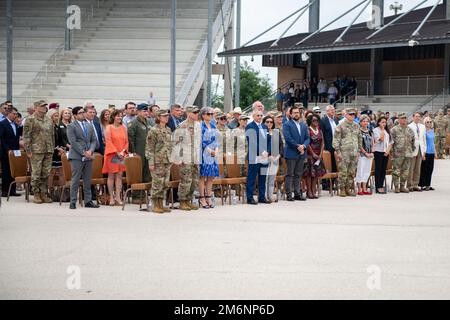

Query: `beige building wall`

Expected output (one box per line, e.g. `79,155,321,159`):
277,66,305,88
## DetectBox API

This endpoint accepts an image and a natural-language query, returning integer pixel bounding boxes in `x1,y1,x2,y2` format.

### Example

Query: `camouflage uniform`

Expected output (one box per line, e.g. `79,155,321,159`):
231,126,248,177
332,112,362,195
433,113,448,159
390,119,416,192
172,108,201,206
23,105,55,199
145,125,172,200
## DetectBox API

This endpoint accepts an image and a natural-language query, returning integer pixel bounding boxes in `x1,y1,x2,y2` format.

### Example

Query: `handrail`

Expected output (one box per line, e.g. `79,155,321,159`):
415,86,450,114
23,0,105,106
176,0,233,106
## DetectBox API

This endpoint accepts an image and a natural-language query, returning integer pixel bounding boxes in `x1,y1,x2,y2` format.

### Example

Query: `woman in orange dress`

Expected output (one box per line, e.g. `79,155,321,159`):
102,109,129,205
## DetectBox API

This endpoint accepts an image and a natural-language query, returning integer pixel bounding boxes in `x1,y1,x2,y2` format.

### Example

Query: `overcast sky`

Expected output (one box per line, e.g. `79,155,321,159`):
227,0,440,89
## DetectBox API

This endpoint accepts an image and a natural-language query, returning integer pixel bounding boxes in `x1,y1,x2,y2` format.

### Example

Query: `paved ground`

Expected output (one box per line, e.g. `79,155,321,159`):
1,160,449,300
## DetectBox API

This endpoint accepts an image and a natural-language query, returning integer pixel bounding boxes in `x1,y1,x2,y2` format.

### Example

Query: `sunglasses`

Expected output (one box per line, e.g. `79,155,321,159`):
219,117,227,120
206,113,214,116
265,121,273,124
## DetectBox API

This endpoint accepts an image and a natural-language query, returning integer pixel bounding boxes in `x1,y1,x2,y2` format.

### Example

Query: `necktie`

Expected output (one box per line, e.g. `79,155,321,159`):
82,122,88,139
416,123,419,136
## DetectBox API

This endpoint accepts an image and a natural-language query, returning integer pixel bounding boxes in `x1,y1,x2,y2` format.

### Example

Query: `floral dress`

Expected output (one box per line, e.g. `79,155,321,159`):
199,121,219,177
303,127,326,178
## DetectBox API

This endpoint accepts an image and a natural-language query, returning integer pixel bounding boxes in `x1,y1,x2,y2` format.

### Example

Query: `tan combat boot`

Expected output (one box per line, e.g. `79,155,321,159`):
41,193,53,203
179,200,192,211
159,199,171,213
188,199,199,210
400,185,410,193
33,193,43,204
339,188,347,197
152,198,164,214
345,187,356,197
394,186,400,193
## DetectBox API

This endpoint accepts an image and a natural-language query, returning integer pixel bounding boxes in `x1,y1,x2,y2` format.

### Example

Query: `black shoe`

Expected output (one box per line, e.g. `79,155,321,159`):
258,199,270,204
69,203,76,209
286,195,295,202
10,192,21,197
85,201,99,208
294,194,306,201
247,199,258,205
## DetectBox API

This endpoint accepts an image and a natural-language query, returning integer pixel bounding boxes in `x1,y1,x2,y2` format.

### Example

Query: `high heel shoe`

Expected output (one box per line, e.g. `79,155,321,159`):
205,195,215,208
198,196,209,209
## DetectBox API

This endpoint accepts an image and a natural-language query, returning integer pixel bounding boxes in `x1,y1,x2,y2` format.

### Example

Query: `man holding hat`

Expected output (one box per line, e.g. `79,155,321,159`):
23,100,55,204
332,108,362,197
128,103,151,203
390,113,416,193
172,106,201,211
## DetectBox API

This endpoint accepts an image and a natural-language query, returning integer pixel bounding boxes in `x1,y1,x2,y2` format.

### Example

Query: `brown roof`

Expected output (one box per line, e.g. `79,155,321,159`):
218,4,450,57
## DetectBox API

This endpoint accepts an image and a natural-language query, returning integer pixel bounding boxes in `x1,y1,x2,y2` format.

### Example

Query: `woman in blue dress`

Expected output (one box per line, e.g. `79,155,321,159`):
199,107,219,208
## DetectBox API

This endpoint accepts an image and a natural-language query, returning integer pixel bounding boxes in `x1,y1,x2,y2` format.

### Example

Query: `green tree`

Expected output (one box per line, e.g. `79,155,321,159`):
211,61,274,112
238,61,274,110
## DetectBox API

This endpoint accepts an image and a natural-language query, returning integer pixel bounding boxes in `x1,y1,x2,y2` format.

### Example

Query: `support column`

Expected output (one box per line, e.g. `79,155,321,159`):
307,0,320,82
446,0,450,20
6,0,13,101
65,0,71,51
170,0,176,105
234,0,241,109
445,44,450,90
372,0,384,28
223,11,234,113
370,48,383,96
206,0,214,107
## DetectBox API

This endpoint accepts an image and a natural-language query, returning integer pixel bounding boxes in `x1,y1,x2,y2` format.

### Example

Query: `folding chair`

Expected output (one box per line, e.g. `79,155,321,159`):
7,150,31,202
122,155,151,211
60,153,83,206
320,150,338,196
91,153,107,206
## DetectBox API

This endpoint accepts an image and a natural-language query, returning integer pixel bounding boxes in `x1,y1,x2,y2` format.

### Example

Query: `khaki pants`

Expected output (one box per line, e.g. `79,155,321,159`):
407,152,422,189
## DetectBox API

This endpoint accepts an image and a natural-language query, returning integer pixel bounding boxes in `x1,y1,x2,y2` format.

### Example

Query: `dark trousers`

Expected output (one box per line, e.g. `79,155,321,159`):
70,159,93,204
285,158,305,196
246,163,267,201
374,151,389,189
419,153,434,187
1,154,15,195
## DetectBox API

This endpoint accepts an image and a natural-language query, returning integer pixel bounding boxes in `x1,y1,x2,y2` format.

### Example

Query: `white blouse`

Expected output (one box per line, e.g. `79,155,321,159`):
372,127,390,153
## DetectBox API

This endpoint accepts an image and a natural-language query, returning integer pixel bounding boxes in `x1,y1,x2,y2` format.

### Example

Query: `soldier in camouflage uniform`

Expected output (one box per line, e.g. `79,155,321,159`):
128,103,151,203
145,109,172,214
445,108,450,156
172,106,201,211
231,114,250,177
23,100,55,204
215,112,231,177
433,110,448,159
390,113,416,193
332,108,362,197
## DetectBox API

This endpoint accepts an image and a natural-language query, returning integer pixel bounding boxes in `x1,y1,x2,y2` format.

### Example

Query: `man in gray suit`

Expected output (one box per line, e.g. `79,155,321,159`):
67,106,99,209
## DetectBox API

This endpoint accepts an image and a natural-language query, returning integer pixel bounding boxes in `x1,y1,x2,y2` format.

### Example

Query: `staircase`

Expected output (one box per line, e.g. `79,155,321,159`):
0,0,233,111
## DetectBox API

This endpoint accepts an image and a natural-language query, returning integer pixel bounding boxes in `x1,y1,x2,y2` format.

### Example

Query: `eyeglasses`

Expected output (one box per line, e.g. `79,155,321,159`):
206,113,214,116
219,117,227,120
265,121,273,124
425,121,432,123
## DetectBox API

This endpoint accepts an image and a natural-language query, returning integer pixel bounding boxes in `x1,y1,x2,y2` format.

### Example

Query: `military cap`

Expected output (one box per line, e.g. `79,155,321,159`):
185,106,200,113
398,112,407,119
215,112,225,119
156,109,170,116
33,99,48,108
137,103,149,111
312,106,321,113
345,108,357,115
48,102,60,110
239,115,250,120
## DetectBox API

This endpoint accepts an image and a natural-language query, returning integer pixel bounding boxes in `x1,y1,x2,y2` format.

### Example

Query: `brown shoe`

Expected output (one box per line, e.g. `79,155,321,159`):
188,199,199,210
179,200,192,211
40,193,53,203
394,187,400,193
159,199,171,213
151,198,164,214
339,188,347,197
413,187,421,192
400,186,410,193
33,193,43,204
345,188,356,197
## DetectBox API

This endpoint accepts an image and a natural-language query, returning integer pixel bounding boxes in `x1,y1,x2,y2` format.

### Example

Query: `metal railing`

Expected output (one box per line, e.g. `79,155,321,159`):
176,0,233,106
23,0,106,106
415,86,450,114
386,75,445,96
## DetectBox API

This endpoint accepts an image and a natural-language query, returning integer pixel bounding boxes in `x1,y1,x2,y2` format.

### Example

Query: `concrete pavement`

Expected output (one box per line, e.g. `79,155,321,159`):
1,160,449,299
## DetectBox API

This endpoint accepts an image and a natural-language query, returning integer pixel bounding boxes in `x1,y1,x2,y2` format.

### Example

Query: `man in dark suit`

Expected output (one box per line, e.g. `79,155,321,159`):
66,106,99,209
167,104,183,132
84,106,104,155
0,107,21,197
320,105,338,172
283,105,310,201
245,109,271,205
